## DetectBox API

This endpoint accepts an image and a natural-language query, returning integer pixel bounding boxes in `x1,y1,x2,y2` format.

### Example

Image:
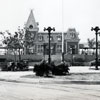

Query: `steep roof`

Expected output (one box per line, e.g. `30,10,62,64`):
25,10,38,31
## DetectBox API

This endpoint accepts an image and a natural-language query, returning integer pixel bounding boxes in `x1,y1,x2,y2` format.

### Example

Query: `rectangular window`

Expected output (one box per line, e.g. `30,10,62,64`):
57,45,62,52
38,45,43,52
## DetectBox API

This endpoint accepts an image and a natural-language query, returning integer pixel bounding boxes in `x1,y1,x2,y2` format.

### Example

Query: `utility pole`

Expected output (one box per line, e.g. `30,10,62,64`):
62,0,64,62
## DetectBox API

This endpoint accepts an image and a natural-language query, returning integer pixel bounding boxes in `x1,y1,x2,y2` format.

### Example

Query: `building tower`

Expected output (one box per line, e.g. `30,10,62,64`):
65,28,80,54
24,10,39,54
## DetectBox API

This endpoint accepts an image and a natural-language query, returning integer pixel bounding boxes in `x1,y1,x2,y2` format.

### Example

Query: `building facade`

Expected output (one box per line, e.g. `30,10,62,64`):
24,10,80,55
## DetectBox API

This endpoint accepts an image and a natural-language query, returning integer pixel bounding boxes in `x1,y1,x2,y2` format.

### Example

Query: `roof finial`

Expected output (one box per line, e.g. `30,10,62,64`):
30,8,34,12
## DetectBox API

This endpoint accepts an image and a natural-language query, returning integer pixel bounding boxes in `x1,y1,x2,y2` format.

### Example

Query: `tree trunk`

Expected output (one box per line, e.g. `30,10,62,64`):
14,49,16,62
19,48,21,62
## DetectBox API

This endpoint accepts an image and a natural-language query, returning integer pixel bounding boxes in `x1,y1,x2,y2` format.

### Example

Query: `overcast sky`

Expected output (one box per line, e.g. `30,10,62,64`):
0,0,100,43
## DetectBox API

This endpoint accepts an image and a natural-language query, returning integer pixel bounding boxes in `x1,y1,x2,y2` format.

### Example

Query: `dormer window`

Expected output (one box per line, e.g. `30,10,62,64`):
50,36,53,41
70,33,76,38
57,35,62,41
47,36,53,41
29,25,33,29
38,35,43,41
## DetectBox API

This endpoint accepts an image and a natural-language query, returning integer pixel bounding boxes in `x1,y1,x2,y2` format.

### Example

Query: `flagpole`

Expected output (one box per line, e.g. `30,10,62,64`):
61,0,64,62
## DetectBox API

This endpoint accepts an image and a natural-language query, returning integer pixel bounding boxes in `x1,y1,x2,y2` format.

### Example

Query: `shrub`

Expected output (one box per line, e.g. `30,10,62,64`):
33,61,70,76
74,57,85,62
33,60,52,77
72,62,85,66
52,62,70,75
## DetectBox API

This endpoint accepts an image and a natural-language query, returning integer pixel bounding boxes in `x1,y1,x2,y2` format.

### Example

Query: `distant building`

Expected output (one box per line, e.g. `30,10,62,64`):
24,10,80,55
79,42,100,55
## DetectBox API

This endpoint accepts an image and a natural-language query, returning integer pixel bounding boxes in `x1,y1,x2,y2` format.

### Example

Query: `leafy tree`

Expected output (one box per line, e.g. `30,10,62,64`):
0,28,25,61
87,38,95,49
